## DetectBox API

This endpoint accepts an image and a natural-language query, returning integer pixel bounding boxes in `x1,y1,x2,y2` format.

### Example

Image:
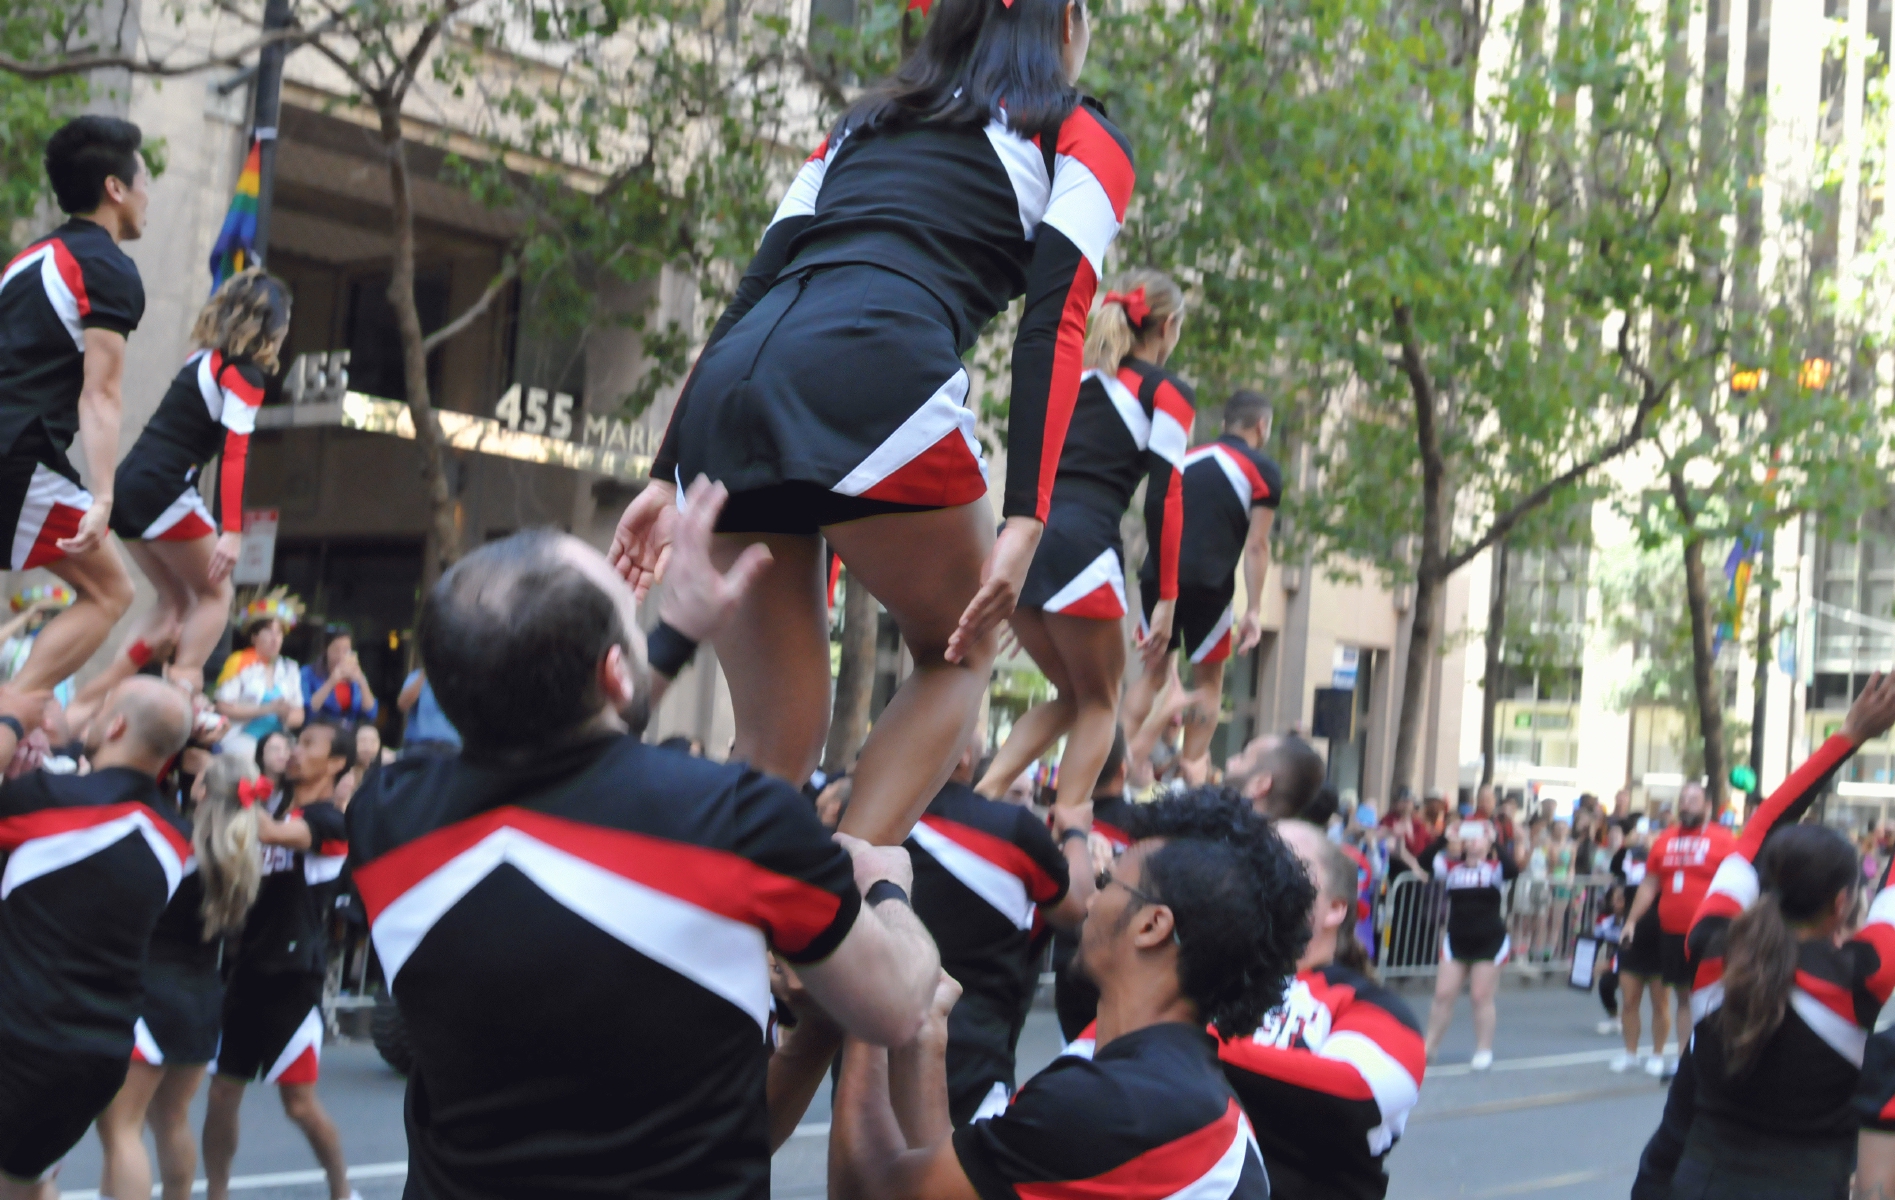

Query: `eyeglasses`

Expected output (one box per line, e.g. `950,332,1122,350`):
1095,868,1184,946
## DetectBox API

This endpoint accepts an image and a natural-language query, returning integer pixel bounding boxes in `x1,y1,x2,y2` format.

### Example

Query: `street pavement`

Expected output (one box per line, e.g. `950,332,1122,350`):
53,980,1673,1200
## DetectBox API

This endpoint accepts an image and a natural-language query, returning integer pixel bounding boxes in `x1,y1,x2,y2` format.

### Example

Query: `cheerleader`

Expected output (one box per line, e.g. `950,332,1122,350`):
99,270,287,697
974,270,1190,813
608,0,1135,845
1631,669,1895,1200
93,753,264,1200
1423,819,1518,1068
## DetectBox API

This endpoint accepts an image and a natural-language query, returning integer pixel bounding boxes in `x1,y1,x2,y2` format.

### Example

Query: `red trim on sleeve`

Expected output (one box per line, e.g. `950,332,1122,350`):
0,801,190,860
219,430,249,534
1014,1098,1245,1200
50,238,91,316
1035,256,1097,522
806,138,829,163
1218,1037,1376,1101
1055,108,1134,221
1739,733,1857,860
222,367,265,407
1152,380,1194,428
1092,819,1130,849
920,814,1063,903
1858,919,1895,1005
1797,969,1860,1024
1692,954,1725,992
1215,444,1269,502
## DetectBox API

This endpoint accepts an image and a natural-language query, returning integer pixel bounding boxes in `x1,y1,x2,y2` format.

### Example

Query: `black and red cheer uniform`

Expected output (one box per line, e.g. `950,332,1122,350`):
1217,965,1425,1199
1018,358,1193,620
957,1021,1269,1200
112,350,264,542
348,734,862,1199
907,780,1070,1123
1138,434,1280,664
653,102,1134,534
0,219,143,569
0,766,186,1181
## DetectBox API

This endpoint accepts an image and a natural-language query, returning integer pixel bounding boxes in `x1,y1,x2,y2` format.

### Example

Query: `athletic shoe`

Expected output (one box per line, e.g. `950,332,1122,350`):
1645,1054,1666,1077
1662,1056,1679,1080
1609,1051,1634,1072
1470,1050,1493,1070
1596,1019,1620,1035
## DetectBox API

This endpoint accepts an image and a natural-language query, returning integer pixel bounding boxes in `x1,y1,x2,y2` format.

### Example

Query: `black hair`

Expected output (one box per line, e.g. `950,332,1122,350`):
45,116,143,215
1720,824,1862,1077
418,530,627,758
842,0,1084,138
1301,784,1340,828
1224,389,1272,434
253,728,291,778
1096,727,1128,794
1258,735,1326,820
305,718,355,783
1123,788,1314,1038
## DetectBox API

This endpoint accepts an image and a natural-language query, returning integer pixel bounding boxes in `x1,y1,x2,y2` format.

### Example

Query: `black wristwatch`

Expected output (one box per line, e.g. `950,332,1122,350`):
866,879,911,908
0,716,23,742
1059,828,1090,847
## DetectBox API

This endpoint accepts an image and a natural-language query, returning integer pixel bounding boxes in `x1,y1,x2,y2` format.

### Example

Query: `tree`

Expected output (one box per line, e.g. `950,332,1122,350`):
1086,0,1764,796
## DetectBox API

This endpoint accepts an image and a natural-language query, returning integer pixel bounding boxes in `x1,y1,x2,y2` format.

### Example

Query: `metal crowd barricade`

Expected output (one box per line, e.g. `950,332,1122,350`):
1375,869,1621,980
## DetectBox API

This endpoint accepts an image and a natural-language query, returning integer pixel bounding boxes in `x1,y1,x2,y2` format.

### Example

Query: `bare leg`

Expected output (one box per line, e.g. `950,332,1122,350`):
1178,657,1226,783
1425,958,1468,1058
704,533,829,785
1120,646,1169,745
1621,972,1645,1056
974,609,1074,798
1647,978,1671,1061
10,539,135,694
150,1066,207,1200
1042,613,1126,812
203,1075,245,1200
278,1084,350,1200
1470,961,1501,1053
0,1177,56,1200
96,1059,164,1200
828,502,997,846
1671,987,1692,1058
140,537,233,693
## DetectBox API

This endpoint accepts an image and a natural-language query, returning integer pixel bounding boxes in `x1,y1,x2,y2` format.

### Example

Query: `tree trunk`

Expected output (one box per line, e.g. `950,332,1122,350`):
379,104,462,586
1480,538,1509,785
822,567,877,774
1389,302,1446,798
1669,470,1728,811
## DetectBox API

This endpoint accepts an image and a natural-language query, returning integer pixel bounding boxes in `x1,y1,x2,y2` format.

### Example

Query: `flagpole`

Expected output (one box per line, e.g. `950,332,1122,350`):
251,0,292,264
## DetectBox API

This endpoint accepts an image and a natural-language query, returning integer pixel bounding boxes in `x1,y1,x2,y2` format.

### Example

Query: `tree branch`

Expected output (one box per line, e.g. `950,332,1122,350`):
0,20,331,81
421,256,521,355
1442,316,1673,574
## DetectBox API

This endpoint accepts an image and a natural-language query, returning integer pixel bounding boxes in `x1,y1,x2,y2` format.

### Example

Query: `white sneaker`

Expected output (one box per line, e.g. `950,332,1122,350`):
1470,1050,1493,1070
1644,1054,1666,1077
1609,1051,1634,1072
1662,1056,1679,1080
1596,1019,1621,1035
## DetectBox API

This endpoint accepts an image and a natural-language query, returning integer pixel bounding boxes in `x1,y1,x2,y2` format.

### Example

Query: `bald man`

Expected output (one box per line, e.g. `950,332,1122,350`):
0,679,191,1196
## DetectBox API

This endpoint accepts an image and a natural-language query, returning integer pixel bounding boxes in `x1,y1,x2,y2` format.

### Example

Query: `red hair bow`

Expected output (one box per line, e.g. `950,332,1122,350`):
237,776,274,809
1104,286,1150,327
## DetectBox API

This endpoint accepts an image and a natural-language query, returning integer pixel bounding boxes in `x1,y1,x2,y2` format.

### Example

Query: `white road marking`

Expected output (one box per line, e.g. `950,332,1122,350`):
1428,1048,1629,1076
1474,1167,1612,1196
789,1121,831,1139
61,1160,409,1199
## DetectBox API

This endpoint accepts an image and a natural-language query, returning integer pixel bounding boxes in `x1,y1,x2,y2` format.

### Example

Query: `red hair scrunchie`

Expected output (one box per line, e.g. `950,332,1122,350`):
1103,286,1151,328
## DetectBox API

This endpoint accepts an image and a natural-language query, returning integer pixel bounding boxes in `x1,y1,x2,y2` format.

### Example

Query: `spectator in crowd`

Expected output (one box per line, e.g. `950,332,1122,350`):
395,667,459,758
354,723,391,773
214,593,305,760
1592,885,1624,1036
1380,790,1430,880
1610,788,1638,834
302,629,378,724
254,728,292,795
0,588,77,707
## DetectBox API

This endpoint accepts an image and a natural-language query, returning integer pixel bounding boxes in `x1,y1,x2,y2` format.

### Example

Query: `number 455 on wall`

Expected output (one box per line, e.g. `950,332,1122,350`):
494,384,574,440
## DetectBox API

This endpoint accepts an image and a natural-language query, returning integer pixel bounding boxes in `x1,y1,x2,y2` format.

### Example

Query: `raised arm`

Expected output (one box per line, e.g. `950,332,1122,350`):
795,836,941,1048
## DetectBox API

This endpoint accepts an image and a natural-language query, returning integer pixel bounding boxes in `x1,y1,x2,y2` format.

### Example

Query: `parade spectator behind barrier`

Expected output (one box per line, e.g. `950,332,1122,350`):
214,592,304,760
302,628,377,724
395,667,458,758
831,789,1311,1200
0,588,77,708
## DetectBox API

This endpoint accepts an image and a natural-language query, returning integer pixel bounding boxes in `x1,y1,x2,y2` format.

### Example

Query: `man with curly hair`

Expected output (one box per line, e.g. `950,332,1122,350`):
831,789,1314,1200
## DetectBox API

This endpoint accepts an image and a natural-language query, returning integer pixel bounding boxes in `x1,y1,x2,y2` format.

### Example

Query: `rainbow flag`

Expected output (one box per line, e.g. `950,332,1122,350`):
208,137,262,291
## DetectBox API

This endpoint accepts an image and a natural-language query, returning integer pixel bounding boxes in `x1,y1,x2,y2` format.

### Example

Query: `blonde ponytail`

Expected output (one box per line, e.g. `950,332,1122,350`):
1083,269,1186,373
194,753,264,938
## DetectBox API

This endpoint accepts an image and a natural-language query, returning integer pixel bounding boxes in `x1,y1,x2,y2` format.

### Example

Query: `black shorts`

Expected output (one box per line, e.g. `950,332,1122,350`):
0,1034,127,1182
111,441,216,542
215,970,325,1085
1621,908,1664,978
713,482,932,536
0,426,92,571
945,994,1020,1127
671,265,989,524
1444,926,1511,965
1138,580,1236,664
1660,931,1694,989
134,956,224,1066
1019,498,1126,620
